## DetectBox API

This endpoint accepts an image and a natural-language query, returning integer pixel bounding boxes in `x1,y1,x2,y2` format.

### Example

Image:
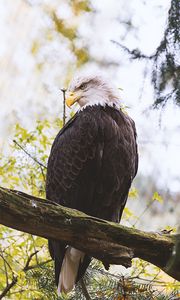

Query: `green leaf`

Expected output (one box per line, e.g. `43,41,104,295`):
152,192,163,203
128,187,138,198
52,12,77,40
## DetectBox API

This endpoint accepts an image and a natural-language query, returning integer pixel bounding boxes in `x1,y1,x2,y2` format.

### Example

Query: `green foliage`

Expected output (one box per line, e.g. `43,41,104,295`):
73,47,89,67
0,118,58,299
152,191,163,203
52,12,77,40
26,263,58,300
30,0,92,76
71,0,92,15
51,8,90,69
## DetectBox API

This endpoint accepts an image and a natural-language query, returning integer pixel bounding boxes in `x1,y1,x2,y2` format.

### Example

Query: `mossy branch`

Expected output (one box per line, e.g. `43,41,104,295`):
0,187,179,281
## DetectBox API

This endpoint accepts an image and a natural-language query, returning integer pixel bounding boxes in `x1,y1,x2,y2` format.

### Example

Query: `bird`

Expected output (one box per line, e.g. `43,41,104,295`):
46,73,138,294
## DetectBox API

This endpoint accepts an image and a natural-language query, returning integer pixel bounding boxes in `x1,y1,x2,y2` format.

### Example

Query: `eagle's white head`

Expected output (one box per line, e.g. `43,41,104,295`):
66,74,120,109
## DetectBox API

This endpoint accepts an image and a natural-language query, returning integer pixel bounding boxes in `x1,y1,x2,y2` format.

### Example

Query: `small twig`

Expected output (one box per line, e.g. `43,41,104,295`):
23,250,39,271
0,253,13,274
24,259,52,271
80,278,91,300
61,88,67,126
0,249,9,286
133,201,153,226
13,139,47,169
0,251,18,298
31,235,39,265
111,40,155,60
0,276,18,299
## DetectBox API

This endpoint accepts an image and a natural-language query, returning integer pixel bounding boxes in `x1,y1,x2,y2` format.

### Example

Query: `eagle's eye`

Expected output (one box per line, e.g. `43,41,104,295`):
79,83,88,90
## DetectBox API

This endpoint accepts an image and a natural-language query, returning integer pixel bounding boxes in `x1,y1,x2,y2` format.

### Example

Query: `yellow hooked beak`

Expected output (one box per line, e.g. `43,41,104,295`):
65,92,78,108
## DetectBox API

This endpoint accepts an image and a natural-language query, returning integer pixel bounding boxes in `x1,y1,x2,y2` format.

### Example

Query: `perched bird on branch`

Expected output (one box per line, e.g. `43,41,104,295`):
46,73,138,294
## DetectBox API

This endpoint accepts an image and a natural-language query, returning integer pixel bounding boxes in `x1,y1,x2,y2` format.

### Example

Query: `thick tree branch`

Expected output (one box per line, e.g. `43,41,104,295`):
0,187,179,281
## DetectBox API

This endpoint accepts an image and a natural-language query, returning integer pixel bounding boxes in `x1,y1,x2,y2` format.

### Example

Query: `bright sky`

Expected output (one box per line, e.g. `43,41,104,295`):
0,0,179,194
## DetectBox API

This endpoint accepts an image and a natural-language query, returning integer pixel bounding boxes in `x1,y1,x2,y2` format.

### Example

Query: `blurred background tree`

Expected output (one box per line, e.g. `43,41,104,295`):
0,0,179,299
112,0,180,107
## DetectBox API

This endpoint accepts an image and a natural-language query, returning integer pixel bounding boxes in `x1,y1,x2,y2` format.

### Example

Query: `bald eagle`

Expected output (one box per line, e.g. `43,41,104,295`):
46,74,138,294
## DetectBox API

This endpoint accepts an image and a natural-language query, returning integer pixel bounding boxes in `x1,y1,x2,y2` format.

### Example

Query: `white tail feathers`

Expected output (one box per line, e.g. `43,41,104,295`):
57,247,85,295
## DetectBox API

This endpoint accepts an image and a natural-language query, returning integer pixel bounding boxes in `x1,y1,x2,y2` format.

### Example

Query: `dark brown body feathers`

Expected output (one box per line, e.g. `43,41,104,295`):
46,104,138,286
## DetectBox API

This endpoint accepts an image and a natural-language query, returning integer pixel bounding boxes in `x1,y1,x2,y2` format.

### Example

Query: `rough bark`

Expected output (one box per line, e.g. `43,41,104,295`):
0,187,179,281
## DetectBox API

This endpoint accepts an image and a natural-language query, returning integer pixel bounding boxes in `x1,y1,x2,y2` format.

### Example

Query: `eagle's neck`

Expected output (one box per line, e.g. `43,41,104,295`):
79,91,120,111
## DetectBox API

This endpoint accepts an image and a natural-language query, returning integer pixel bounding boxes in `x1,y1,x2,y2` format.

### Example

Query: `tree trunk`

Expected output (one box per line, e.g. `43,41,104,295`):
0,187,179,281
